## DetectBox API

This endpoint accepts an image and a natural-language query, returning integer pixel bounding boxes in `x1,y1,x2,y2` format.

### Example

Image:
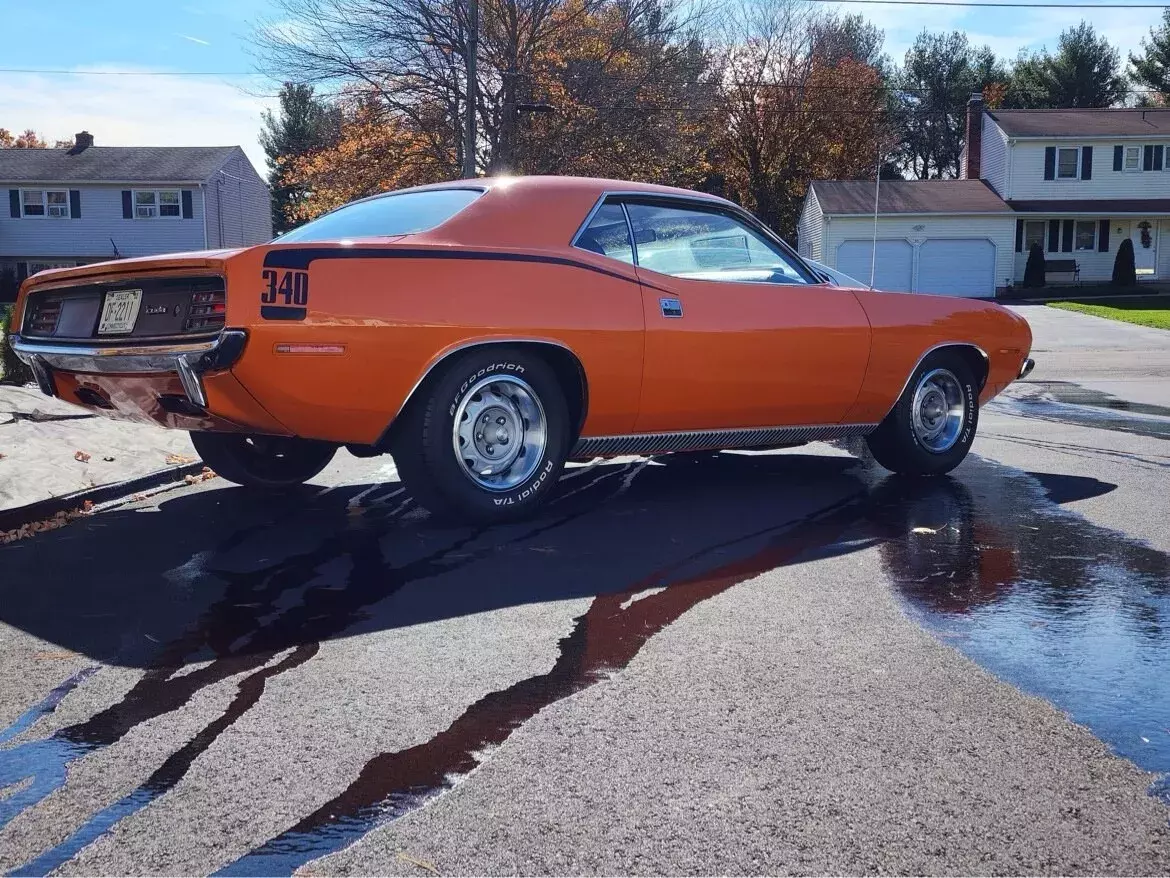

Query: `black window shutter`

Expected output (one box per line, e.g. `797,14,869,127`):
121,190,133,219
1098,219,1110,252
69,189,81,219
1061,219,1074,252
1114,145,1124,171
181,190,193,219
15,262,28,283
1144,145,1155,171
1048,219,1060,251
9,189,20,218
1156,146,1165,172
1044,147,1056,180
1015,218,1024,252
1081,146,1092,180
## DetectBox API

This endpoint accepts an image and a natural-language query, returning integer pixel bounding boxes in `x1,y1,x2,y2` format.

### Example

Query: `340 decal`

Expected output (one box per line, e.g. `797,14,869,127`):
261,269,309,306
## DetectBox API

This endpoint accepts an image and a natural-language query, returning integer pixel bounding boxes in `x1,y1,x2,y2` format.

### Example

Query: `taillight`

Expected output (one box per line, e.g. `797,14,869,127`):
25,299,62,336
185,287,226,332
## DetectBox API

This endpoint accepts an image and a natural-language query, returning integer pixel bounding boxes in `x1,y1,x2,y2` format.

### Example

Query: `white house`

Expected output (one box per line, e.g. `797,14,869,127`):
1,132,271,298
798,99,1170,297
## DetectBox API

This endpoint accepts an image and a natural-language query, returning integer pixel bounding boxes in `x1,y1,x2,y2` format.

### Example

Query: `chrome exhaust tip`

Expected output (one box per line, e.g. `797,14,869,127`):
1018,357,1035,380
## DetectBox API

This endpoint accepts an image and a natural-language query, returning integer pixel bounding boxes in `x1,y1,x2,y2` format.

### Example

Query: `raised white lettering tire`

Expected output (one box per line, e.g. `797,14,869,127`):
865,350,979,477
394,347,569,523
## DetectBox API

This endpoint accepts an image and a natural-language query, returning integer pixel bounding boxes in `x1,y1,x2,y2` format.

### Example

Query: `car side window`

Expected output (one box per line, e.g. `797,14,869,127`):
623,202,810,285
573,202,635,265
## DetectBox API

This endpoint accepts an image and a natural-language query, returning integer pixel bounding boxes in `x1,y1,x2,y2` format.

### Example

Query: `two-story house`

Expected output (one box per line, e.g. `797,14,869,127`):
797,98,1170,297
1,132,271,299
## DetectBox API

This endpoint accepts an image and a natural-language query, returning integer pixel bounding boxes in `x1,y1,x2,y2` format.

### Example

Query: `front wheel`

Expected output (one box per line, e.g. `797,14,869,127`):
189,432,337,489
865,351,979,476
393,348,570,523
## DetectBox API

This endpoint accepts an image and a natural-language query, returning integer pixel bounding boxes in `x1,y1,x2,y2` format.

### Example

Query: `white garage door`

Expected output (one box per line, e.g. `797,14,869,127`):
836,240,913,292
917,238,995,297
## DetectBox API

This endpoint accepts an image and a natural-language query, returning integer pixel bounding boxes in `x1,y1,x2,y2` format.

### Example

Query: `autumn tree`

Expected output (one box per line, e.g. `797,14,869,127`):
1009,22,1126,109
261,83,341,233
715,2,890,239
0,128,69,148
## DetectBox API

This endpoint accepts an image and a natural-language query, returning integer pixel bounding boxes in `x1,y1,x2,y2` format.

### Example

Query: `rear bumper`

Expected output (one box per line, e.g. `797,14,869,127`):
10,329,247,408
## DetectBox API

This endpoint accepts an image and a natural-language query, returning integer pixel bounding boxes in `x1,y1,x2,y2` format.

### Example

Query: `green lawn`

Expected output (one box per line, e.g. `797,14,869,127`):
1049,298,1170,331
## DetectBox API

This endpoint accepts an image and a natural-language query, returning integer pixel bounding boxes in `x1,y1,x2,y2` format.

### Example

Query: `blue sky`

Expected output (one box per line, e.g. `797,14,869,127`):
0,0,1165,176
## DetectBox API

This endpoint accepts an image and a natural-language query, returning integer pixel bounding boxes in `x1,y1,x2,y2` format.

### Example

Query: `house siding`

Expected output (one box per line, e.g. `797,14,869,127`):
204,149,272,248
824,214,1014,295
1011,216,1170,283
797,189,824,261
0,184,205,261
1008,139,1170,200
980,114,1009,197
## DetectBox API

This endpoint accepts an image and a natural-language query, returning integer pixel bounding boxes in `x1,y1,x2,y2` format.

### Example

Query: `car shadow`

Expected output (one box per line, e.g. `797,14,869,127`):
0,450,1133,672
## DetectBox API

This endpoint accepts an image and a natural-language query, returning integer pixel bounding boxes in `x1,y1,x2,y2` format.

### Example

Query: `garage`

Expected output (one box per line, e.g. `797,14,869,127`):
836,240,913,292
917,238,996,297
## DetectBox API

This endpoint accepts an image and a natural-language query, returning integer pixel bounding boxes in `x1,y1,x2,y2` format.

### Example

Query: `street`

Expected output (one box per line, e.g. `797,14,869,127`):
1,305,1169,875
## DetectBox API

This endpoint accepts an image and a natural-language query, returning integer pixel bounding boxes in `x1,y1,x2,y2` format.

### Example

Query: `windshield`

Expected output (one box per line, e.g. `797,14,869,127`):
275,188,483,243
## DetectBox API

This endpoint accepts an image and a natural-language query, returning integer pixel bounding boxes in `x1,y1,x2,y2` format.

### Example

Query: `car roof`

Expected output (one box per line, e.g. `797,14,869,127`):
386,175,738,249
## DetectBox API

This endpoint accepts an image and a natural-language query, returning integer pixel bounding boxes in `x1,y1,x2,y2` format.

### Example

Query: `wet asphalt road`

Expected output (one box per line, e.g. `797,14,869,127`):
2,305,1170,875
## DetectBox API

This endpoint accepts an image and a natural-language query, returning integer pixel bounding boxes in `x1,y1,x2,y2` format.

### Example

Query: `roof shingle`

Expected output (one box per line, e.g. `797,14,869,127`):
810,179,1010,215
987,108,1170,138
0,146,240,183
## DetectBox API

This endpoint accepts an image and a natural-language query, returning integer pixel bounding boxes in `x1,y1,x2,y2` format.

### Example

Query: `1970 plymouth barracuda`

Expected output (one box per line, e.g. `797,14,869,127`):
9,176,1033,522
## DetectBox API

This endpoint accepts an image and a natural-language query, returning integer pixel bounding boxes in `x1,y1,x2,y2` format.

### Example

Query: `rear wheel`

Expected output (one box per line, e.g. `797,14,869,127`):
394,347,570,523
189,432,337,489
865,351,979,476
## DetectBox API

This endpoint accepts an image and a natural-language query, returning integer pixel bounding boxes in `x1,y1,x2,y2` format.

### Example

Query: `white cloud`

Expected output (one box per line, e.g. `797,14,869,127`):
179,34,212,46
0,66,274,174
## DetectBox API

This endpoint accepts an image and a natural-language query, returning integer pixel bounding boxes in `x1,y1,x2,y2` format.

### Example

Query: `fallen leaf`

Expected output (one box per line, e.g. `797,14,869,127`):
73,450,91,463
0,452,6,460
165,453,197,465
396,853,440,875
131,492,147,502
82,500,94,512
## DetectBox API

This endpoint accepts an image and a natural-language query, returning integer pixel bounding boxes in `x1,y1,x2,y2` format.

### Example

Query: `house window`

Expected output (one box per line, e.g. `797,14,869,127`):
1024,220,1046,252
1074,220,1096,251
21,189,69,218
28,261,77,275
1057,148,1079,179
1125,146,1141,171
134,189,181,219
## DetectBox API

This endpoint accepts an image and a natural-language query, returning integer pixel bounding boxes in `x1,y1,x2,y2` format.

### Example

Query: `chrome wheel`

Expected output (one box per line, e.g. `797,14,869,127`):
452,374,547,491
911,368,966,453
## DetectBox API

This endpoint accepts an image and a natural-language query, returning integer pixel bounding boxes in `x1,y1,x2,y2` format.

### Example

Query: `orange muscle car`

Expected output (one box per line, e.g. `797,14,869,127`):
10,176,1033,522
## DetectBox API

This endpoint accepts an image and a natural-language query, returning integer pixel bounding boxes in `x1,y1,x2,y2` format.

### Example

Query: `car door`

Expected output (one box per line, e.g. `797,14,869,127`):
618,197,872,433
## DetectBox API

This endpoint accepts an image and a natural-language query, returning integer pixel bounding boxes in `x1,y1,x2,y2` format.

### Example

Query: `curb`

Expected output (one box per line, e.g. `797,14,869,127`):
0,461,206,534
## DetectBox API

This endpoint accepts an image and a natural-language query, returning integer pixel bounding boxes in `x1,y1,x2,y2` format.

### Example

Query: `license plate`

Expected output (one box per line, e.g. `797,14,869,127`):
97,289,143,335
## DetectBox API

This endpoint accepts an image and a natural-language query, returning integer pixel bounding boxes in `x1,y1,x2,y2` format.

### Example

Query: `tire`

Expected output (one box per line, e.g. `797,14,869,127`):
865,351,979,476
189,432,337,489
393,347,570,523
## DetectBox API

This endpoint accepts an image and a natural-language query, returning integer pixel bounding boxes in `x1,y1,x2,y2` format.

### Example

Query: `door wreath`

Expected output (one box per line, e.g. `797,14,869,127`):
1138,221,1153,249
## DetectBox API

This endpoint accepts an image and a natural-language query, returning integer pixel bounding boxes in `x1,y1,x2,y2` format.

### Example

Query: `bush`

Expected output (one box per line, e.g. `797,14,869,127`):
1023,242,1046,288
0,305,34,386
1112,238,1137,287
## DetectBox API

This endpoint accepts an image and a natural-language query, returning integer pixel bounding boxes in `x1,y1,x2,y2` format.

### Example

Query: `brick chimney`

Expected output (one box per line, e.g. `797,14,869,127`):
962,93,983,180
67,131,94,155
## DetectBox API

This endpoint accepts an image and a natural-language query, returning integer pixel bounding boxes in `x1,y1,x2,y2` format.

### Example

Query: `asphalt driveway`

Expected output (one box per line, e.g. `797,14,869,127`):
1,304,1168,876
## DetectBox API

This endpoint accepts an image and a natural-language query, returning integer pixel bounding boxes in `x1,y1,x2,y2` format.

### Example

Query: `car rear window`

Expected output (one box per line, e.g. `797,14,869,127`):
275,188,483,243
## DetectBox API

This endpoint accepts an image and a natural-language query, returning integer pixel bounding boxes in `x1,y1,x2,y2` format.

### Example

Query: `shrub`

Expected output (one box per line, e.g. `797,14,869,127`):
1112,238,1137,287
0,305,33,386
1023,242,1046,288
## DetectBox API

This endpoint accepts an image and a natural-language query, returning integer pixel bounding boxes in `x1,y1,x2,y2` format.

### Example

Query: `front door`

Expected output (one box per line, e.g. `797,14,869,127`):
1132,219,1158,278
618,199,872,433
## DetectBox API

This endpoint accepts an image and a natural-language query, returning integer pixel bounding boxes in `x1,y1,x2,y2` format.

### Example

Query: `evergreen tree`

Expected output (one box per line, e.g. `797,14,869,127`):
1130,10,1170,105
1009,22,1127,108
260,83,340,234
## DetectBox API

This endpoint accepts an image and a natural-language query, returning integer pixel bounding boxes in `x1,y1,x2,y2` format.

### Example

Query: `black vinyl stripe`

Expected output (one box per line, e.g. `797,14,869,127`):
261,305,307,321
262,247,669,292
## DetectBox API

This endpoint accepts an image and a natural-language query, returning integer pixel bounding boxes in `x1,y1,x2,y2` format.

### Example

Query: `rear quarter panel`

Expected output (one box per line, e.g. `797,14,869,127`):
842,290,1031,424
224,245,645,445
